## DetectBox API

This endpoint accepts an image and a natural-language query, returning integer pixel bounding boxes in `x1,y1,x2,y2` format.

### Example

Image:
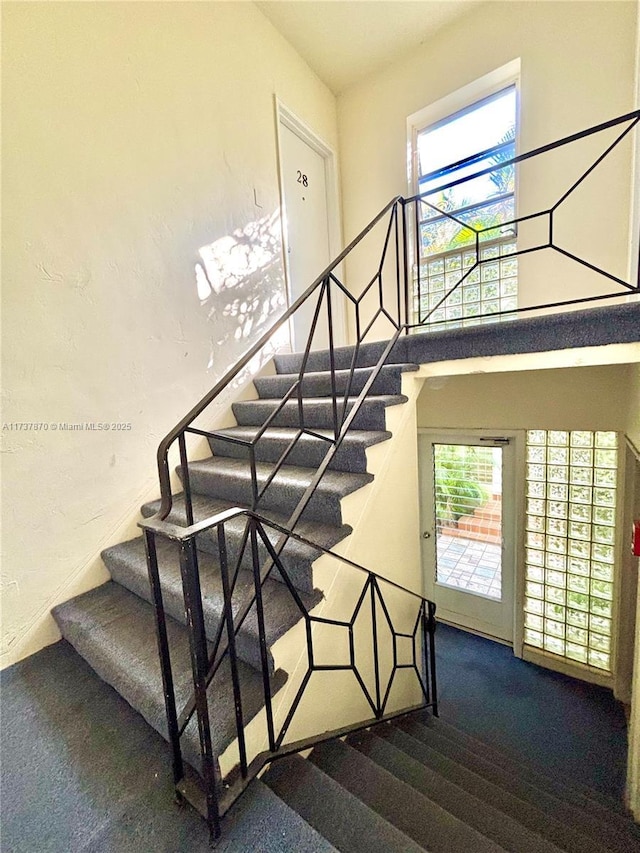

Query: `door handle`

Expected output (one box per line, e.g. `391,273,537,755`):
422,531,431,539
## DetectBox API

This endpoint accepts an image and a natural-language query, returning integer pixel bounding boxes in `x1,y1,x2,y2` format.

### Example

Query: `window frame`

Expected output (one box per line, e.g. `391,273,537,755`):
406,62,521,330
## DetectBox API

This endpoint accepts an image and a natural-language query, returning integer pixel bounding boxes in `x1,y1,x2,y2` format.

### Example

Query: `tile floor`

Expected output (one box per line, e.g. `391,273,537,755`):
436,533,502,599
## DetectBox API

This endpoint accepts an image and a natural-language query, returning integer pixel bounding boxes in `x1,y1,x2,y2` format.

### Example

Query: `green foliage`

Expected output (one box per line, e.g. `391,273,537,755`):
488,125,516,196
434,445,488,525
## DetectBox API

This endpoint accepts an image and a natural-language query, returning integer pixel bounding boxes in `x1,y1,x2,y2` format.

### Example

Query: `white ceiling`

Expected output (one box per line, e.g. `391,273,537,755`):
256,1,477,94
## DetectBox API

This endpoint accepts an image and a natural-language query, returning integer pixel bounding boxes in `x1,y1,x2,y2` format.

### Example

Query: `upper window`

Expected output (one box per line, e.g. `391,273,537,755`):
410,78,519,329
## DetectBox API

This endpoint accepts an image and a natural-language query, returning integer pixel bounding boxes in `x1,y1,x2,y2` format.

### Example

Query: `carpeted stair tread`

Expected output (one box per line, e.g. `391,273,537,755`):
141,492,351,593
52,582,286,770
414,711,635,824
182,457,373,526
102,536,319,673
208,426,391,473
263,753,425,853
274,341,400,374
394,719,635,853
309,738,507,853
217,778,339,853
232,395,406,431
274,303,640,374
254,363,418,399
381,725,616,853
347,728,564,853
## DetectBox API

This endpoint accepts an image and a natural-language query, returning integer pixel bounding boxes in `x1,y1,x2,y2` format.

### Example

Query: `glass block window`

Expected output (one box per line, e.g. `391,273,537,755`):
413,238,518,329
524,430,618,672
413,84,518,330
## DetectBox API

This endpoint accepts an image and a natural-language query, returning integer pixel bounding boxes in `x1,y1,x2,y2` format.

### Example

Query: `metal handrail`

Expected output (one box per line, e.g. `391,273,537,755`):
140,506,438,840
407,108,640,204
141,109,640,841
155,194,402,520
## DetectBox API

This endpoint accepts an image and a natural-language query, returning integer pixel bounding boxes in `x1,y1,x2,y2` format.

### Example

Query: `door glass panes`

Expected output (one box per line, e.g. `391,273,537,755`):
524,430,618,672
414,86,517,329
433,444,502,599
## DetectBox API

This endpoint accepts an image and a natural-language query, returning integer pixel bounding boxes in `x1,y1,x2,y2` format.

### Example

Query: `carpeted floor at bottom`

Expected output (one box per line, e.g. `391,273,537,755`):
435,622,628,799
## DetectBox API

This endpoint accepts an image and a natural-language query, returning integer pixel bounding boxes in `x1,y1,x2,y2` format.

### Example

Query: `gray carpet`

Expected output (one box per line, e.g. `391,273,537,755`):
0,641,331,853
3,624,637,852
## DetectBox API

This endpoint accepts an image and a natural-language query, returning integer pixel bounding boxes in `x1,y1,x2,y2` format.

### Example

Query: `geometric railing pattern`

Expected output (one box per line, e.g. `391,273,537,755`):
141,508,437,840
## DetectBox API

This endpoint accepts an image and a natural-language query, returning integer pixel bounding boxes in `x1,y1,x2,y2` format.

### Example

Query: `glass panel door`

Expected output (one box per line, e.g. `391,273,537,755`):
420,433,516,643
434,443,503,599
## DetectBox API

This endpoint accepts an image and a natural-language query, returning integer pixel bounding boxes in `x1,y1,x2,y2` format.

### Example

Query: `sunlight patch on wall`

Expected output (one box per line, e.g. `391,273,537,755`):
196,208,282,298
193,207,292,378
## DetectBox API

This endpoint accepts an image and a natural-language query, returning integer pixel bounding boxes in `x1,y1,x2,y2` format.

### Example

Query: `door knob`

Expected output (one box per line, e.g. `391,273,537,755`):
422,531,431,539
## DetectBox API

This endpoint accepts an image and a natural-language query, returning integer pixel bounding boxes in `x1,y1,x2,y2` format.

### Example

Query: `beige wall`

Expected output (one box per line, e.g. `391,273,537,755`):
338,1,638,340
417,363,633,432
1,1,338,666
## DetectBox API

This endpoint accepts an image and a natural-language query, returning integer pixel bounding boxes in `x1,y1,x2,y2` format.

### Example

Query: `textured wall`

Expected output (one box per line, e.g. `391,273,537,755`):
1,1,338,666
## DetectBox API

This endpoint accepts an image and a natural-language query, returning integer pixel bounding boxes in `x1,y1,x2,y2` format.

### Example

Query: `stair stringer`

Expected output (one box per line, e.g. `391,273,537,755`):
222,371,428,773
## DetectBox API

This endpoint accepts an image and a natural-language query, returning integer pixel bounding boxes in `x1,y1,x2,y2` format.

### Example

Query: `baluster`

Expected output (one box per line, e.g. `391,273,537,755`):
178,537,220,840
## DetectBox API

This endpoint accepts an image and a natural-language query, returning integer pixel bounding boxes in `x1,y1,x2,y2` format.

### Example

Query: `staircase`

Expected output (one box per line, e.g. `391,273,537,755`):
443,495,502,544
261,710,640,852
51,346,419,773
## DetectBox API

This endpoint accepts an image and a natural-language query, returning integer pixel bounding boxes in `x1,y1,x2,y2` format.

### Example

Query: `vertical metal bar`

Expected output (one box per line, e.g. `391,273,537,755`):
218,523,248,779
325,278,339,439
143,529,183,785
549,209,554,247
402,201,410,331
249,444,259,510
178,433,194,527
370,576,382,717
420,601,430,705
178,537,220,840
394,203,401,327
249,518,276,752
636,219,640,291
427,600,439,716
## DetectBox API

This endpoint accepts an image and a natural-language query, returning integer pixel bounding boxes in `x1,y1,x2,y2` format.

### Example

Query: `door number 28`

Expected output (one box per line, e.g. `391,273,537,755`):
296,171,309,187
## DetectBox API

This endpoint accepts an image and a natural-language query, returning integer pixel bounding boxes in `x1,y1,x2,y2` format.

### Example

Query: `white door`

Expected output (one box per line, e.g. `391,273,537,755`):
277,106,340,351
419,433,517,643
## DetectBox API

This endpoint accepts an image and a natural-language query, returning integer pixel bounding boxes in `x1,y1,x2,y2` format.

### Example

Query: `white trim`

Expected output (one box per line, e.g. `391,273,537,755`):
405,60,521,328
417,427,523,645
273,97,346,346
406,58,521,198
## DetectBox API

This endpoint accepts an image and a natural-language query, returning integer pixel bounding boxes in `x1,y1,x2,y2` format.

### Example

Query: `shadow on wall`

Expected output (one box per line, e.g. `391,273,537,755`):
195,208,291,377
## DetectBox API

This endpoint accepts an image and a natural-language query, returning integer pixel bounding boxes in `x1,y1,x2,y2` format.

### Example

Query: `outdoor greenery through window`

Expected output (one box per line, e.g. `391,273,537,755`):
414,85,518,328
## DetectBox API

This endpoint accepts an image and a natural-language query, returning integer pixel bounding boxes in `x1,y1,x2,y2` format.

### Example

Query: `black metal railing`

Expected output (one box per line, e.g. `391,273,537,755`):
141,507,437,839
410,109,639,327
140,109,639,839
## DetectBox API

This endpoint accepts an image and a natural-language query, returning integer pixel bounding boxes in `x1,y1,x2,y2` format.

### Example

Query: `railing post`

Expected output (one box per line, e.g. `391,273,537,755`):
427,600,439,717
178,432,194,527
218,523,248,779
143,529,184,787
401,200,410,332
178,536,221,841
249,518,276,752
